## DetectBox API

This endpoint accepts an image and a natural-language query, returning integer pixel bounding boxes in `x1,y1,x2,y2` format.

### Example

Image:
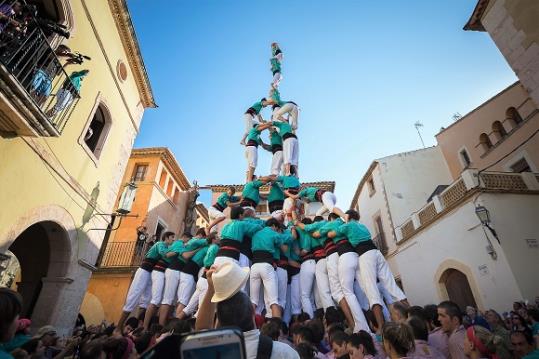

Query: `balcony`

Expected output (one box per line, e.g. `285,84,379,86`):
396,170,539,243
96,241,149,270
0,8,79,137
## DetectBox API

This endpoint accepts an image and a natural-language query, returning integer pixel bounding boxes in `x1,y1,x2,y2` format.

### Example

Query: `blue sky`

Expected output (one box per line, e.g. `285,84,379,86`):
128,0,516,208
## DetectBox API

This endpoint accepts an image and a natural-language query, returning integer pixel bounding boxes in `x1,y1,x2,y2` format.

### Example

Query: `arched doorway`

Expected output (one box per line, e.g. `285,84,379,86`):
440,268,477,311
7,221,71,323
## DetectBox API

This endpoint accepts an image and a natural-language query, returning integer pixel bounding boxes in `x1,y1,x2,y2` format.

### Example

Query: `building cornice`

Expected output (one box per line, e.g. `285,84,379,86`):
435,81,520,137
208,181,336,193
131,147,191,190
108,0,156,108
463,0,491,31
350,161,378,209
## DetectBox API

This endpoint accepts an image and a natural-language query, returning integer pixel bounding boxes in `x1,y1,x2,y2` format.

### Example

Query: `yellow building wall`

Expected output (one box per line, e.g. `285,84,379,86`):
0,0,152,334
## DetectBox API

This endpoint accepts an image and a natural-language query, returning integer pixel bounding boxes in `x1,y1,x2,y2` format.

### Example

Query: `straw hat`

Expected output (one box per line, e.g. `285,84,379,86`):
211,261,250,303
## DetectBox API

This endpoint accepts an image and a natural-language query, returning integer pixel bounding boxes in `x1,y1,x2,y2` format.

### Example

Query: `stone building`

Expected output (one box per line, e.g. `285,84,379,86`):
81,147,206,325
0,0,155,334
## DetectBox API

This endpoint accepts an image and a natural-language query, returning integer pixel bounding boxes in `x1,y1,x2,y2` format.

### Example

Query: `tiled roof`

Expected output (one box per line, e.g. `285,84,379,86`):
208,181,336,193
131,147,191,190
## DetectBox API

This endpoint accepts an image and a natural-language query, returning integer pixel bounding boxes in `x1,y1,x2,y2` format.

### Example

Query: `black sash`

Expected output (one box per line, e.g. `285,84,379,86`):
252,250,274,265
355,240,377,256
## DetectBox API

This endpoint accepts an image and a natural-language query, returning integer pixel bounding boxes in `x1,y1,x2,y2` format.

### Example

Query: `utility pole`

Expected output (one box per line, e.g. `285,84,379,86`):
414,121,425,148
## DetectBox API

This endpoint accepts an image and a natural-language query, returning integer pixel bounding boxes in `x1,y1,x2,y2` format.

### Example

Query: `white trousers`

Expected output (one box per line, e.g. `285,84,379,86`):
183,276,207,317
214,256,239,267
326,252,344,303
377,281,393,321
273,103,299,130
359,249,406,308
338,252,371,332
208,206,226,221
161,268,181,305
150,270,166,305
245,146,258,169
283,273,301,323
283,137,299,167
276,267,288,309
272,72,282,89
299,259,316,318
250,262,278,308
316,192,337,216
123,268,152,312
139,282,152,309
177,272,196,306
271,150,283,175
315,258,334,309
244,113,256,136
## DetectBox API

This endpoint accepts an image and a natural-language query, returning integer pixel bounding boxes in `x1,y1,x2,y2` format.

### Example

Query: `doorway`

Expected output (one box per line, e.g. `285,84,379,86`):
440,268,477,311
6,221,70,322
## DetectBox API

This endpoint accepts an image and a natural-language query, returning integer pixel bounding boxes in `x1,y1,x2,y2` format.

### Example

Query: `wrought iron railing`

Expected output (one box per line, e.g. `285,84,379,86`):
98,241,150,268
0,0,80,134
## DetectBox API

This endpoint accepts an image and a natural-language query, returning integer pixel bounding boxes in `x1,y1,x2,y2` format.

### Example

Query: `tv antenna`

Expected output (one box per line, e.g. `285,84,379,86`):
414,121,425,148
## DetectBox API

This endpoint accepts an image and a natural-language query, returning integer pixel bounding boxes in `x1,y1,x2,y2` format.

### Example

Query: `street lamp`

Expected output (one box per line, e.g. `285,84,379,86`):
474,205,490,225
117,182,137,215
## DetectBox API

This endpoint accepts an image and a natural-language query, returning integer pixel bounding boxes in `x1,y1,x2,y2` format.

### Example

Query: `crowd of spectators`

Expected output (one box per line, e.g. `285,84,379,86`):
1,280,538,359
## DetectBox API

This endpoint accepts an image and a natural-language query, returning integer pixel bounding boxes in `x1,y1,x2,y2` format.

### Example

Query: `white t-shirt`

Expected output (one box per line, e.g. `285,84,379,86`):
243,329,299,359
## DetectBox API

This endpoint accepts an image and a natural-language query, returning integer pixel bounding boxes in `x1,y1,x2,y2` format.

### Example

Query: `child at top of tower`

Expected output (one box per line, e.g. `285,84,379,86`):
270,42,283,89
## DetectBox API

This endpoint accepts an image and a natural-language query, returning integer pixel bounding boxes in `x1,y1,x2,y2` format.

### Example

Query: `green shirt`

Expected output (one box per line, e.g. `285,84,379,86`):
268,182,284,203
203,244,219,268
303,221,327,247
523,350,539,359
252,227,283,256
270,130,282,146
145,241,168,260
270,58,281,73
246,127,261,144
191,245,209,267
250,101,263,114
336,221,372,246
272,120,293,137
221,219,264,242
215,193,239,208
163,240,186,264
271,89,286,107
287,236,301,262
298,187,319,202
277,229,293,260
319,218,345,244
242,179,264,204
295,226,313,252
276,175,300,189
182,238,208,253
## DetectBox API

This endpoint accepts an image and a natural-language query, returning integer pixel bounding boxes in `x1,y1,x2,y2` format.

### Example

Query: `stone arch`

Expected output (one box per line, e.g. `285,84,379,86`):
434,259,484,310
0,205,78,330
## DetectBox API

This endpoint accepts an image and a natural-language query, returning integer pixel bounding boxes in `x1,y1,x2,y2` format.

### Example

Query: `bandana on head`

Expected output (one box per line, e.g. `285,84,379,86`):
466,326,499,359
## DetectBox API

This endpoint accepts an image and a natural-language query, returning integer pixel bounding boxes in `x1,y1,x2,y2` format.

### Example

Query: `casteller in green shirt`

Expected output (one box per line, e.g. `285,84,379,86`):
336,220,372,247
221,219,264,243
276,175,300,189
242,179,264,205
319,218,345,244
297,187,320,202
272,120,293,138
268,182,284,203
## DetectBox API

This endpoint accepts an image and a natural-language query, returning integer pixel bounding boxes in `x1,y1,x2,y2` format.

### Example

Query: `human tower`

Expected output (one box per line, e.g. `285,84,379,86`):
118,43,408,334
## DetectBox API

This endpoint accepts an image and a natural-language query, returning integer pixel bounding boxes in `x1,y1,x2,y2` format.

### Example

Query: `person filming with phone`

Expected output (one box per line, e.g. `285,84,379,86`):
195,262,299,359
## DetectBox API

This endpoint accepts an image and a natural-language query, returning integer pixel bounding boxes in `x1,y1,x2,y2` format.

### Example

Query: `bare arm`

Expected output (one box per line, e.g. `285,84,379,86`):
327,231,337,239
181,247,202,260
195,268,217,330
312,231,321,239
285,190,299,199
165,251,177,258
